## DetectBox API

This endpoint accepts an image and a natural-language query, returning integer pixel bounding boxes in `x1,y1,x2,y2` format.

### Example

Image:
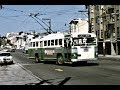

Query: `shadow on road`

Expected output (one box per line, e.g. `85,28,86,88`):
69,62,99,67
37,61,99,67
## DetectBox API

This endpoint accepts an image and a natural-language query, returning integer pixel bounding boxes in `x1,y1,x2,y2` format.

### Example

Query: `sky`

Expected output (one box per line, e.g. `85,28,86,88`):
0,5,88,36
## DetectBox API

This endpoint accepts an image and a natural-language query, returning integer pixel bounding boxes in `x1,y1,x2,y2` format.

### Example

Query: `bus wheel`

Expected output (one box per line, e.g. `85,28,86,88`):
56,56,64,65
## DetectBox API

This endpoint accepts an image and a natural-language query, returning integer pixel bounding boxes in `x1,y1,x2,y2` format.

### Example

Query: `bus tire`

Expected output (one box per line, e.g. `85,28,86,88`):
56,55,64,65
35,53,40,63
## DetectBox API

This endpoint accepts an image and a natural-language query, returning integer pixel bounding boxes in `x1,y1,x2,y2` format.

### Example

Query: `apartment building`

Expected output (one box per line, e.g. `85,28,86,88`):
89,5,120,55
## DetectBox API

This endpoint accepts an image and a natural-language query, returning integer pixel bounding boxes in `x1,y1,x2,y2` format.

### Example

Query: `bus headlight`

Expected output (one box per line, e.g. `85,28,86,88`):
73,54,76,57
72,53,77,59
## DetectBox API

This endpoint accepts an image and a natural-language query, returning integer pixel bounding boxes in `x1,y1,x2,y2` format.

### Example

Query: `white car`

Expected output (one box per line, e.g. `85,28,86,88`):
0,51,13,64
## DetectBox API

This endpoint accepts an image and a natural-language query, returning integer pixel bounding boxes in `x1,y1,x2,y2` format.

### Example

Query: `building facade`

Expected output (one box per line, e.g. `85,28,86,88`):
89,5,120,55
69,18,88,34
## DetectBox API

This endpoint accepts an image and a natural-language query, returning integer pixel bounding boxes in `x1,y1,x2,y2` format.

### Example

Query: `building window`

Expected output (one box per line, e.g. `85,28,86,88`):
113,28,115,33
117,27,120,37
95,5,99,11
112,16,115,22
74,24,76,32
96,31,97,36
117,14,119,20
95,17,98,23
95,16,100,24
101,30,103,38
100,5,104,10
108,8,114,14
91,18,94,23
91,9,94,13
113,28,115,38
116,10,119,13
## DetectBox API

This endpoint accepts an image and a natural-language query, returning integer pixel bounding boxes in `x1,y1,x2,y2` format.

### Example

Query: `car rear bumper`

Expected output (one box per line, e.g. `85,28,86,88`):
0,60,13,64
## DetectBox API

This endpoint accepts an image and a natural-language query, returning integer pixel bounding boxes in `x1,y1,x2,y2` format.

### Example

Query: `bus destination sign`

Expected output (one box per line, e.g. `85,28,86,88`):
78,34,91,37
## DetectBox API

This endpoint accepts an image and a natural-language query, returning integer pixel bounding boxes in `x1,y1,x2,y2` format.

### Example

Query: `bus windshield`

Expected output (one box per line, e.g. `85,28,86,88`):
72,37,96,46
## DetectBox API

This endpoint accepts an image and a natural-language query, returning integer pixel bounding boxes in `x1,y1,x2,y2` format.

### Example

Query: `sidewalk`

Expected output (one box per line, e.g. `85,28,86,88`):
0,63,48,85
98,55,120,60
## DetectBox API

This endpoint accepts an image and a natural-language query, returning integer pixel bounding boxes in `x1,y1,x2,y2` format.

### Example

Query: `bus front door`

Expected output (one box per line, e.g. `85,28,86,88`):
64,38,71,62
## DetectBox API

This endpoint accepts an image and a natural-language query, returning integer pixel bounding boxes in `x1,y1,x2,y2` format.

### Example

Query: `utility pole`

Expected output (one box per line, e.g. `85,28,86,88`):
78,6,91,33
114,5,118,55
102,8,106,56
0,5,2,47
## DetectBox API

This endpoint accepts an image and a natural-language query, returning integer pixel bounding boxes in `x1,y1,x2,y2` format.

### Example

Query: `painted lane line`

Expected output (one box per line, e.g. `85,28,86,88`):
55,69,63,71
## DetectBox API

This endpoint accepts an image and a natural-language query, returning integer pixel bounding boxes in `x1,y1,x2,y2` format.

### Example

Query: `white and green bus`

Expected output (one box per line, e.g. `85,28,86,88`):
28,32,98,65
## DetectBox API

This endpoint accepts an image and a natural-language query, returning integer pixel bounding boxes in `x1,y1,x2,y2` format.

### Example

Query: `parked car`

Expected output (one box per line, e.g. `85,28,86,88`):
0,51,14,65
2,49,9,52
8,48,16,52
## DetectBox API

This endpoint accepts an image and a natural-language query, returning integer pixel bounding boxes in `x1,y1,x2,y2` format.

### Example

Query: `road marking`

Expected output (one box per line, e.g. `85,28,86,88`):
55,69,63,72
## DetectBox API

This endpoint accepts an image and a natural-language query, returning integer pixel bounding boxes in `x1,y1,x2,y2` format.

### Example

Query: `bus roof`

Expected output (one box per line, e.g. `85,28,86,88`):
30,32,65,42
40,32,65,41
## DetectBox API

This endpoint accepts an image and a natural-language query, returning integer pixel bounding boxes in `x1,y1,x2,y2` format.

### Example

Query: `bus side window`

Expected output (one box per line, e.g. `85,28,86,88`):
51,40,54,46
48,40,50,46
40,41,43,47
59,39,62,45
64,40,67,47
55,39,58,45
79,39,82,45
33,42,35,47
44,41,47,46
30,42,32,47
36,42,38,47
68,40,71,48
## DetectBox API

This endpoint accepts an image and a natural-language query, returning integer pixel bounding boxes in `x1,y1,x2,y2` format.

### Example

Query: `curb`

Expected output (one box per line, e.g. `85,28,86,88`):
98,56,120,61
15,62,49,85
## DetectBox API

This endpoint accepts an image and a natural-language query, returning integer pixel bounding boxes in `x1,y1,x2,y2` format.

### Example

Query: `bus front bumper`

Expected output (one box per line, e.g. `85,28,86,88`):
71,58,98,62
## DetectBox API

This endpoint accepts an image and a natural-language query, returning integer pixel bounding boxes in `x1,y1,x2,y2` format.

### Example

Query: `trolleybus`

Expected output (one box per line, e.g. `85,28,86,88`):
28,32,98,65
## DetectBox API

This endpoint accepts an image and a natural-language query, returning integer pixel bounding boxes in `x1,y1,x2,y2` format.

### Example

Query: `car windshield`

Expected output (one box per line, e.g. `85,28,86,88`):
0,53,11,56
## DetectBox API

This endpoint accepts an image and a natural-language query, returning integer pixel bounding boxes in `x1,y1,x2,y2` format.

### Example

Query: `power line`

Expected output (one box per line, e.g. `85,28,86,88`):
35,16,54,33
0,15,24,22
29,14,49,33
